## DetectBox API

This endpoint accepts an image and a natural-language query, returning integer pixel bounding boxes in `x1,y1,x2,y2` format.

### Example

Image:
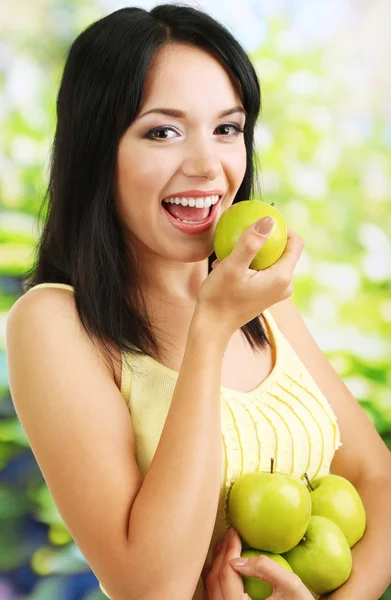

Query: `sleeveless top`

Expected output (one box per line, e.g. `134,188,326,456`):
27,283,341,599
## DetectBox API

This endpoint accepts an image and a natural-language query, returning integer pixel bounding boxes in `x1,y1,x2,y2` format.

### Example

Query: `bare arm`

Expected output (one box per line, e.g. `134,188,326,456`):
6,288,231,600
126,307,230,600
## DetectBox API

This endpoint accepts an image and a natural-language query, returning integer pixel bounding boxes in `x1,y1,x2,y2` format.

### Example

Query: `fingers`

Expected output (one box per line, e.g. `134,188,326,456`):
231,555,289,587
251,228,304,295
271,227,304,273
204,528,245,600
224,223,303,283
224,217,274,271
202,535,223,584
230,555,312,599
219,528,245,599
204,531,229,600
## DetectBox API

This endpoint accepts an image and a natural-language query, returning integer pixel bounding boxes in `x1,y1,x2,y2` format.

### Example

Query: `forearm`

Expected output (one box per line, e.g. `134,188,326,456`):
321,475,391,600
126,307,230,599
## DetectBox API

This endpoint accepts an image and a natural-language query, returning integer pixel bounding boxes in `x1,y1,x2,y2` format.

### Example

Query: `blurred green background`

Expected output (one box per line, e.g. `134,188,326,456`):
1,0,390,598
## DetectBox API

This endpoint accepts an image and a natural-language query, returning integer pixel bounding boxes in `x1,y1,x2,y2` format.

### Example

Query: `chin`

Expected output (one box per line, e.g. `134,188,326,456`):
184,250,212,263
168,244,213,264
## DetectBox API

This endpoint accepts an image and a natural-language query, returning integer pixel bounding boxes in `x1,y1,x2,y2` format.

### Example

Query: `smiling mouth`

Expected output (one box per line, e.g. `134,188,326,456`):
161,196,223,234
161,195,222,222
162,204,212,222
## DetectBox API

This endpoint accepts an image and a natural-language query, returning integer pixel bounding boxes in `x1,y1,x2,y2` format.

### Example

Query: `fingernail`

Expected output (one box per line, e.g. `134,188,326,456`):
254,216,274,234
230,558,248,567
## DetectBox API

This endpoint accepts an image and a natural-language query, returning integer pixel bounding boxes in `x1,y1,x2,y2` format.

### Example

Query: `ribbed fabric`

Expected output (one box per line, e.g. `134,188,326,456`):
28,283,341,600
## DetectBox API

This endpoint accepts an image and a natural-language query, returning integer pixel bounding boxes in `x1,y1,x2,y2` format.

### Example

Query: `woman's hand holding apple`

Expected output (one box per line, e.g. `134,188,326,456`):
196,217,304,337
202,527,314,599
202,527,248,599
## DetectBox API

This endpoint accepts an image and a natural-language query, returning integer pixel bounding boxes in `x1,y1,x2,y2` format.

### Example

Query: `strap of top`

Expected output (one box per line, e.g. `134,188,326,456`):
262,308,281,345
27,283,74,292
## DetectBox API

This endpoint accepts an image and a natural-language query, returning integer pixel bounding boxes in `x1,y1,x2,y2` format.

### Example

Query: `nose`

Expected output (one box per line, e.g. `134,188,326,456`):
182,148,222,180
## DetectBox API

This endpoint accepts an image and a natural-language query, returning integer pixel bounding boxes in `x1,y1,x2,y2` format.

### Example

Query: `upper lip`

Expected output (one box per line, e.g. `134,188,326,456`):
162,189,224,200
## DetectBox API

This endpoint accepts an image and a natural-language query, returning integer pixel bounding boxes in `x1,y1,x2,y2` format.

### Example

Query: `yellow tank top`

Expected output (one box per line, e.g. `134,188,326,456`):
27,283,341,599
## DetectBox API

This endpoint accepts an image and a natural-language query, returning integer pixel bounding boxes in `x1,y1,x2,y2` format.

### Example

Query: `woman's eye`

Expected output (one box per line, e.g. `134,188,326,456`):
145,127,177,140
216,123,244,137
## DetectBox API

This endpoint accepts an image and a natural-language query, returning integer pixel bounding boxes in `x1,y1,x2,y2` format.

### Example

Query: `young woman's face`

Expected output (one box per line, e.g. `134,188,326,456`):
115,43,247,265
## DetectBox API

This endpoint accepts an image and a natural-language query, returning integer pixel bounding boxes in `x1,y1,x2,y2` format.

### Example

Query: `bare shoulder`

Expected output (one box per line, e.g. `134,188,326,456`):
267,297,302,329
5,286,144,598
8,286,115,375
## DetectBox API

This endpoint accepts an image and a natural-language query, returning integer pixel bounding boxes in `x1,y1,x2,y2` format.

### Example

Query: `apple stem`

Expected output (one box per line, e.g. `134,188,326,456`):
304,473,314,491
271,202,275,207
270,457,274,474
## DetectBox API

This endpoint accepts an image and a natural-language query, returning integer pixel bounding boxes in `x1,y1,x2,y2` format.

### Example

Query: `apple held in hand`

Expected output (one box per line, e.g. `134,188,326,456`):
228,460,311,553
213,200,288,270
282,515,352,596
240,549,293,600
306,473,366,548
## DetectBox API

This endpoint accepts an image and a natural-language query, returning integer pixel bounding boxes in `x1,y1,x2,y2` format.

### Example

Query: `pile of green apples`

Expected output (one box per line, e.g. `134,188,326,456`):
228,459,366,599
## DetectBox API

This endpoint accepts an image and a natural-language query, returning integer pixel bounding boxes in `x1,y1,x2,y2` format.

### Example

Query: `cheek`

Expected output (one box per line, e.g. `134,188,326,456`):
230,143,247,184
115,144,176,231
117,147,152,191
116,155,155,215
117,142,175,197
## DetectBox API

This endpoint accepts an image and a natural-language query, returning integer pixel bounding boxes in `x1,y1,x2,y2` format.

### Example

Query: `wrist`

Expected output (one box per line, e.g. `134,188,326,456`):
191,303,232,348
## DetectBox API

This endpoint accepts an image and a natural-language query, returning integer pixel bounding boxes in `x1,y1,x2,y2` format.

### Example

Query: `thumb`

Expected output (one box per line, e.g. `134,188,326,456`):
225,216,274,270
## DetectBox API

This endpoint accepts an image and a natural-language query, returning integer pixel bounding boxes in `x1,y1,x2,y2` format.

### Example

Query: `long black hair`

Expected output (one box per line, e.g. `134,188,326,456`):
24,3,271,372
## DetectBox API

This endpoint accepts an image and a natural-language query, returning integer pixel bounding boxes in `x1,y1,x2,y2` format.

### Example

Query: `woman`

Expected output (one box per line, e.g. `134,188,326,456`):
5,4,391,600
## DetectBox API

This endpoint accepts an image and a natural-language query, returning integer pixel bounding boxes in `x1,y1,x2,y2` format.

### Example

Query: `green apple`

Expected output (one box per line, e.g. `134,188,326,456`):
283,515,352,596
213,200,288,270
307,474,366,548
228,465,311,553
240,549,293,600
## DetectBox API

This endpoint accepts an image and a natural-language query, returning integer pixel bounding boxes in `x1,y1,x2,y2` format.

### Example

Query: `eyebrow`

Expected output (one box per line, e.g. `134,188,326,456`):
137,106,247,120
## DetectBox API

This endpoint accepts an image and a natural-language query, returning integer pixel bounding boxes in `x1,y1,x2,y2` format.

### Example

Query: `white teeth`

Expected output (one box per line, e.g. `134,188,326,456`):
162,194,220,208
